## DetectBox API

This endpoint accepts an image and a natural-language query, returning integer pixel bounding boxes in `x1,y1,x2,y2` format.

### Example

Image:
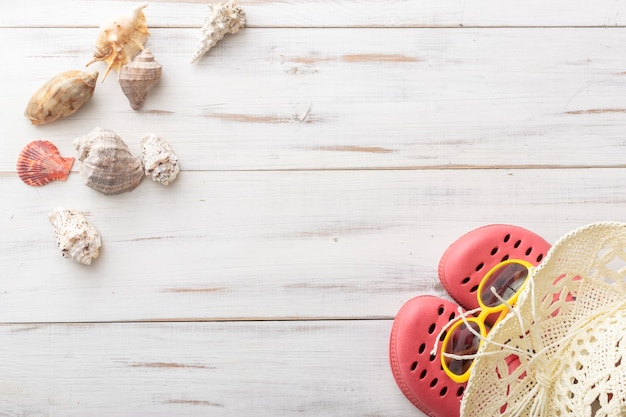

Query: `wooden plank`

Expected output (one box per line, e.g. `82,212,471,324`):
2,0,626,28
6,27,626,171
7,2,618,417
1,169,624,323
0,320,425,416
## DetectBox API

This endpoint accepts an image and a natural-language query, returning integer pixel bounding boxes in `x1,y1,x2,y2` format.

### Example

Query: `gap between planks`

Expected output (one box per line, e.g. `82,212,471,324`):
1,317,394,327
4,25,626,29
3,165,626,177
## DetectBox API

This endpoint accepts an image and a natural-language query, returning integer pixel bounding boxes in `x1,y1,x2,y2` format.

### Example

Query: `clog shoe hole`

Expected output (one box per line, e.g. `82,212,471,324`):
407,304,464,398
459,232,548,292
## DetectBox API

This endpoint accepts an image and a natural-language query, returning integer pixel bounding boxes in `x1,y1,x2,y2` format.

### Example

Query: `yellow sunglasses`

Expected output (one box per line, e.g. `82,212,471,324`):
440,259,534,383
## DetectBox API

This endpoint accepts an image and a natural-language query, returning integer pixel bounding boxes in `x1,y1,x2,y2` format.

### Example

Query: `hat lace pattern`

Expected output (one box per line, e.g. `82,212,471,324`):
460,223,626,417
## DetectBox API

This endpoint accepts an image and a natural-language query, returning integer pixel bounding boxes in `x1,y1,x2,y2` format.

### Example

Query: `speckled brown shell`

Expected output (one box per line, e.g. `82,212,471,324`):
24,70,98,125
86,3,150,81
16,140,75,186
119,49,162,110
73,127,144,195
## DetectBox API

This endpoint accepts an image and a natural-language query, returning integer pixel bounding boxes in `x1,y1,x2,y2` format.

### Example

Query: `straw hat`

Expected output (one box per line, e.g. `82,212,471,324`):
461,222,626,417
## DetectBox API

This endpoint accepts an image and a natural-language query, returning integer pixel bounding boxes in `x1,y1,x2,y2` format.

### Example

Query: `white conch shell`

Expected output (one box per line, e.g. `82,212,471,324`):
141,133,180,185
24,70,98,125
74,127,144,195
87,2,150,81
119,48,162,110
190,0,245,64
49,207,102,265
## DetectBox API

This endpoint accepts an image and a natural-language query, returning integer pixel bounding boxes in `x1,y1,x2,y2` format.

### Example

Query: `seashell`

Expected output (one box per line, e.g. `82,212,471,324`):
24,70,98,125
141,133,180,185
16,140,75,186
119,48,162,110
190,0,245,64
73,127,144,195
49,207,102,265
86,2,150,81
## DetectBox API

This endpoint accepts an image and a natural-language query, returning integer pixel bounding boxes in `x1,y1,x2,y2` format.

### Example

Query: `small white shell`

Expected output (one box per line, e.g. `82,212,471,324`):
49,207,102,265
141,133,180,185
190,0,246,64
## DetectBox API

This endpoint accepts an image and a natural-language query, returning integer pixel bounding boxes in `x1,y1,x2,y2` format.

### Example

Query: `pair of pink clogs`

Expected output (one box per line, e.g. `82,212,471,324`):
389,225,551,417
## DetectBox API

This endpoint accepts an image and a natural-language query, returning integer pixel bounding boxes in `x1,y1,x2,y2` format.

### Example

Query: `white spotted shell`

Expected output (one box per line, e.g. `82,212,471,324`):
49,207,102,265
141,133,180,185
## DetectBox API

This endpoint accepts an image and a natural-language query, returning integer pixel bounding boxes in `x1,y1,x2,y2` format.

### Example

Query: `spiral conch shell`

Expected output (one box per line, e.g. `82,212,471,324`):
49,207,102,265
119,48,162,110
190,0,246,64
87,2,150,81
24,70,98,125
141,133,180,185
74,127,144,195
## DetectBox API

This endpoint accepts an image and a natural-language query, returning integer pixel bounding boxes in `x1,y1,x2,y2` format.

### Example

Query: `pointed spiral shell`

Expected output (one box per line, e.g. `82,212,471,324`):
190,0,246,64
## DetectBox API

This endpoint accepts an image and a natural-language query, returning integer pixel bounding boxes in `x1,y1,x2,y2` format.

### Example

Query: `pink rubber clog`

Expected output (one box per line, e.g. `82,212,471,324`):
390,295,466,417
438,224,551,311
390,224,551,417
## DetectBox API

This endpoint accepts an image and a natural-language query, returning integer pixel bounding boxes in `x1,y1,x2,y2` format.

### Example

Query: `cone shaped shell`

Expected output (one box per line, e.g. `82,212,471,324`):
87,2,150,81
74,127,143,195
49,207,101,265
190,0,246,64
25,70,98,125
16,140,75,186
119,49,162,110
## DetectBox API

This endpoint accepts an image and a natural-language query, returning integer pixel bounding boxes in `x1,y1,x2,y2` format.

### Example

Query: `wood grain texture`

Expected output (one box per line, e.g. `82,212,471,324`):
0,320,419,417
5,27,626,171
2,0,626,28
3,1,626,416
1,169,624,323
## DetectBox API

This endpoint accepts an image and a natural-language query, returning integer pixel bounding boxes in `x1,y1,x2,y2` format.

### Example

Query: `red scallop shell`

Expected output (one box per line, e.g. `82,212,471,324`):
16,140,75,186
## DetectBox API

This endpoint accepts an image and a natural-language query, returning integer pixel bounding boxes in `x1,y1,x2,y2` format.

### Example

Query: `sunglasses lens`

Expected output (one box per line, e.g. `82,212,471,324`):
443,321,481,376
480,262,529,307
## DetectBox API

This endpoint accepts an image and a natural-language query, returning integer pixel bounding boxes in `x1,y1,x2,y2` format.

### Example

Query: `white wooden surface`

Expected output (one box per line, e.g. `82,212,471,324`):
3,1,626,415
